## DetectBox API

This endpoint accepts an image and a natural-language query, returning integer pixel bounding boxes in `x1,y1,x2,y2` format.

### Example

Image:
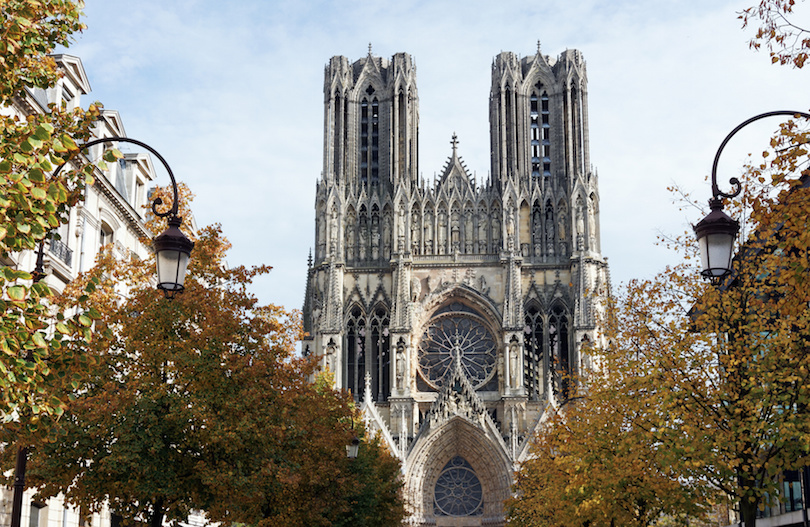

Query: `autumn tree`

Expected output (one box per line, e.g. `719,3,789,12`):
741,0,809,68
508,363,710,526
5,188,404,527
585,113,809,527
0,0,111,443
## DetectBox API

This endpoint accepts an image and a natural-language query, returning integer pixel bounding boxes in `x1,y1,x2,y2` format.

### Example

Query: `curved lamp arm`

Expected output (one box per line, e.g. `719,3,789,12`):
697,110,810,280
710,110,810,201
53,136,193,297
53,136,181,219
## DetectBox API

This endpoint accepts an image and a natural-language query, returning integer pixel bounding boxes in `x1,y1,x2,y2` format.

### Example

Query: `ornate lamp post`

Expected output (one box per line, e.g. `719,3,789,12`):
10,137,192,527
694,111,810,280
52,136,194,296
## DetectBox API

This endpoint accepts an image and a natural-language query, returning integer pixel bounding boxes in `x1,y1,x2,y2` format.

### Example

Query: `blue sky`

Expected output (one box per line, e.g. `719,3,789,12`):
63,0,808,311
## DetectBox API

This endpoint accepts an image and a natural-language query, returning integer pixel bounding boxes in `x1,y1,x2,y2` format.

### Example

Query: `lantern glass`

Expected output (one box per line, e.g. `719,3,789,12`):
156,248,191,293
346,437,360,459
698,231,736,278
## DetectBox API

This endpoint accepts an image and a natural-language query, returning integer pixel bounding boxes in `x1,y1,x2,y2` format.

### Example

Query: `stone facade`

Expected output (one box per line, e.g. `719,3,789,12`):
302,47,610,526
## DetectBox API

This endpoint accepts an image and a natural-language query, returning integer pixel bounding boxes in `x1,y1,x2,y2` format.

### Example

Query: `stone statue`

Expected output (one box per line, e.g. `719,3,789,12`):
497,352,505,392
410,276,421,302
509,341,520,389
346,222,355,261
396,343,405,390
424,211,433,254
438,211,447,254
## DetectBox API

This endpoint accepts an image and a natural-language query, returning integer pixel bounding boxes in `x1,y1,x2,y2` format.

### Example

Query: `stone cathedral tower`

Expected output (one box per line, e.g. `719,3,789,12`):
302,47,610,527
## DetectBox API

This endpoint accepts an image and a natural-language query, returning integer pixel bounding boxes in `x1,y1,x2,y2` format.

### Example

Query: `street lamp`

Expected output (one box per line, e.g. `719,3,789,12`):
694,111,810,280
9,137,194,527
346,435,361,459
53,136,194,297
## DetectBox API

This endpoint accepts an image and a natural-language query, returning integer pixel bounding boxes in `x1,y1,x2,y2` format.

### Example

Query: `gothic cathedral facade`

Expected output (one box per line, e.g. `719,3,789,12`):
302,47,610,526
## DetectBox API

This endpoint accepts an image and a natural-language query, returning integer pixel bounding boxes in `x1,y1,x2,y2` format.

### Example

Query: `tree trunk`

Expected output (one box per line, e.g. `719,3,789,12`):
150,498,165,527
740,497,757,527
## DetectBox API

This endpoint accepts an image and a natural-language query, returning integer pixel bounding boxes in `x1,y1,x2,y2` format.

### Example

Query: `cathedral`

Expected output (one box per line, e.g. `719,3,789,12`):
302,46,610,526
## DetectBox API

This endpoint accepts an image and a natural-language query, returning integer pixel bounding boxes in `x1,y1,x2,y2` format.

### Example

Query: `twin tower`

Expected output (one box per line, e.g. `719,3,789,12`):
303,46,609,526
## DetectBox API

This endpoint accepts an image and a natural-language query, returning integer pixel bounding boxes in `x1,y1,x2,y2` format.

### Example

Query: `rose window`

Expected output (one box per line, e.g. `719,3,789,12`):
433,456,484,517
418,302,496,390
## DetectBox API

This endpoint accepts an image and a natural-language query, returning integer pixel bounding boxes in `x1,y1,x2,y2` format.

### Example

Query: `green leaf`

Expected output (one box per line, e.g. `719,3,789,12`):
34,124,52,140
30,187,46,200
0,160,10,173
103,148,124,162
7,285,26,301
78,314,92,327
32,332,46,348
61,134,77,150
28,167,44,182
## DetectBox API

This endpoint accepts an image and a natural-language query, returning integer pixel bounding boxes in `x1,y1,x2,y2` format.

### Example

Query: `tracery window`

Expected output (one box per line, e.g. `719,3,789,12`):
433,456,484,517
550,304,571,398
523,302,571,400
345,305,390,401
417,302,497,391
530,84,551,179
523,304,543,399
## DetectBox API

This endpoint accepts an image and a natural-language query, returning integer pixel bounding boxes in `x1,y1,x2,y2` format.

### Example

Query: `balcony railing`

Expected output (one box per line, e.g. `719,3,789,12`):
49,237,72,267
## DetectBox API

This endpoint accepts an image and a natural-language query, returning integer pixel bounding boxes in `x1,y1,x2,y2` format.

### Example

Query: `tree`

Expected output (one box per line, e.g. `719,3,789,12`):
508,368,710,526
0,0,103,421
5,190,404,527
594,112,810,527
741,0,810,68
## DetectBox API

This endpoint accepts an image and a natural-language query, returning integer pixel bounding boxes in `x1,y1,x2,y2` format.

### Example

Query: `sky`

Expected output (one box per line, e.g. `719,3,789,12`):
61,0,808,312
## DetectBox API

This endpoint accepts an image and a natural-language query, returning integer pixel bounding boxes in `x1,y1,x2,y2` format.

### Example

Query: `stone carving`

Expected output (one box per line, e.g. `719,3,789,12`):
396,341,406,390
411,276,422,302
509,341,520,389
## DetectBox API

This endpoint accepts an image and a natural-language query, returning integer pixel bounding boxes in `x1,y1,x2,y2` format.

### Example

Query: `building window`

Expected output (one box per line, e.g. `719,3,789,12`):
100,222,114,248
523,303,571,400
359,94,380,187
530,94,540,178
345,305,390,402
531,85,551,179
29,503,46,527
524,304,543,399
549,304,570,398
434,456,484,517
370,308,390,401
346,307,366,400
417,302,497,391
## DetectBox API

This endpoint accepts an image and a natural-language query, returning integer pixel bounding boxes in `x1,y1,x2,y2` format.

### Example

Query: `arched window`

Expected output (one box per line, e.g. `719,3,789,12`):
369,307,390,401
523,304,543,399
541,91,551,178
549,304,570,398
530,93,541,178
345,305,390,402
523,302,571,400
360,98,369,186
530,83,551,179
371,98,380,185
434,456,484,517
100,221,114,248
346,306,366,400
